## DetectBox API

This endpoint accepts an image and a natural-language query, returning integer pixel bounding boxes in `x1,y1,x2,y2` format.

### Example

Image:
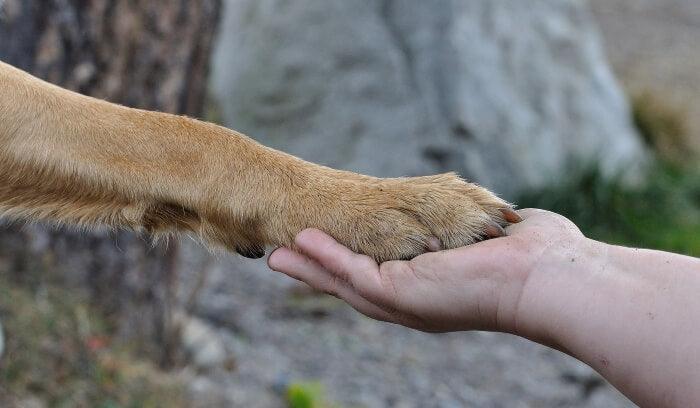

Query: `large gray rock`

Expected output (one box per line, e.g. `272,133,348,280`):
210,0,647,198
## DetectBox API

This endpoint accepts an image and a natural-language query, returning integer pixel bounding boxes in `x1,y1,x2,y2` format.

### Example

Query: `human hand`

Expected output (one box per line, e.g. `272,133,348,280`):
268,209,586,333
270,209,700,407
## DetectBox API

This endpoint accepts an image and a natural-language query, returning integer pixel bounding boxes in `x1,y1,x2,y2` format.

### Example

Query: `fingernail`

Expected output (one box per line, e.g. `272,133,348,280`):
500,208,523,223
427,237,442,252
485,222,506,238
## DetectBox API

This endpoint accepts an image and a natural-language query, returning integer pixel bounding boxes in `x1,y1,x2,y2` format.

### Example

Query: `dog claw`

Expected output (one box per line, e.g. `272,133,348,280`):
237,245,266,259
484,222,506,238
500,208,522,224
426,237,442,252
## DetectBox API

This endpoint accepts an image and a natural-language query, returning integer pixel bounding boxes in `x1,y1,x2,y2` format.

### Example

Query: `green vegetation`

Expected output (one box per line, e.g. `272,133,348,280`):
519,91,700,256
0,276,186,407
286,381,334,408
632,92,691,163
517,164,700,256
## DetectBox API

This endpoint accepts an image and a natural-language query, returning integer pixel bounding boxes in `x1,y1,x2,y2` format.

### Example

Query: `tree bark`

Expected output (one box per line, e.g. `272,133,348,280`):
0,0,221,366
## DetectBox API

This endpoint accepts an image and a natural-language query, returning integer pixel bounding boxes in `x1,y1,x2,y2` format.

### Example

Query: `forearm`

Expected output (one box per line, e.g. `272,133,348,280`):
517,239,700,407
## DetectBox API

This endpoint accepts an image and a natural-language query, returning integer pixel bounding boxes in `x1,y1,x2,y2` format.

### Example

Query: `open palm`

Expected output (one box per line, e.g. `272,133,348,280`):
268,209,584,333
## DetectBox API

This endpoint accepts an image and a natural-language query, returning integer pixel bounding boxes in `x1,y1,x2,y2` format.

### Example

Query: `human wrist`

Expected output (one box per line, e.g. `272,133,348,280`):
508,235,612,348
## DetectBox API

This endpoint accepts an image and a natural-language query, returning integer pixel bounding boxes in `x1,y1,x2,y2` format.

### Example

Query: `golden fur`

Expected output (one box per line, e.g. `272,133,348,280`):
0,61,512,262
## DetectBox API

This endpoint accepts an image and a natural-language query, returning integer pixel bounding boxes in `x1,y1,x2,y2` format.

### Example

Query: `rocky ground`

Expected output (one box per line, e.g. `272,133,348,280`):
176,241,632,408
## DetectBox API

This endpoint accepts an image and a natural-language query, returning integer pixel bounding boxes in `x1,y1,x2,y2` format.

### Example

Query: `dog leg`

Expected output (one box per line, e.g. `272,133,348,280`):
0,61,513,262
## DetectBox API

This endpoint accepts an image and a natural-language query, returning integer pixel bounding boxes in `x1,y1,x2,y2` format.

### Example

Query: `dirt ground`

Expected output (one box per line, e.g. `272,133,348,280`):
591,0,700,153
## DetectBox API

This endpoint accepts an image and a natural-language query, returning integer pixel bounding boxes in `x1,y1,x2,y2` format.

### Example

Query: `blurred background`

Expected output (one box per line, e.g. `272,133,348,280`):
0,0,698,406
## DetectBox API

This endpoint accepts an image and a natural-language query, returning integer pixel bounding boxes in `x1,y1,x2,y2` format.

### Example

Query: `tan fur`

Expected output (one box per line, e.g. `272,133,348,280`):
0,61,510,262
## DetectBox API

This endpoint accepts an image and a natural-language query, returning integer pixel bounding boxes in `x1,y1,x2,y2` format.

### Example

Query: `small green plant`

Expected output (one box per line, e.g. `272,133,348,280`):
286,381,332,408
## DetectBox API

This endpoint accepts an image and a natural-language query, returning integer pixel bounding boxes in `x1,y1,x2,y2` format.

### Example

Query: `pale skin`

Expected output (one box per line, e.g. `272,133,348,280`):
268,209,700,408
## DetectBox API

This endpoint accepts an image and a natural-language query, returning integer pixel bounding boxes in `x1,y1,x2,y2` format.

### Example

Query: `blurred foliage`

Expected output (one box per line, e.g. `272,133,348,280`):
519,90,700,256
516,165,700,256
286,381,337,408
632,92,692,163
0,276,186,408
517,164,700,256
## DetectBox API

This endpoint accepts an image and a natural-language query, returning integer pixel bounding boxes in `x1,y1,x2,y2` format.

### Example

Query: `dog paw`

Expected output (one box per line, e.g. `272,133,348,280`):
297,173,517,262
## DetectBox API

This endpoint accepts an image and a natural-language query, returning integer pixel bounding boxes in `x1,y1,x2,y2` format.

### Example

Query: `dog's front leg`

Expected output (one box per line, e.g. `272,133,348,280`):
0,60,300,257
0,61,515,262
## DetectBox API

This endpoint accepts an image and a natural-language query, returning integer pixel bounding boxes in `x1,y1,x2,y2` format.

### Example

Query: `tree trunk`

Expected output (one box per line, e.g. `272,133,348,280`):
0,0,221,366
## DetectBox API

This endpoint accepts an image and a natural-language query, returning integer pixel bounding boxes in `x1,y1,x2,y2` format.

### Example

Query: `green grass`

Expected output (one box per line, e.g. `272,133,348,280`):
518,89,700,256
517,164,700,256
0,277,187,407
286,381,339,408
